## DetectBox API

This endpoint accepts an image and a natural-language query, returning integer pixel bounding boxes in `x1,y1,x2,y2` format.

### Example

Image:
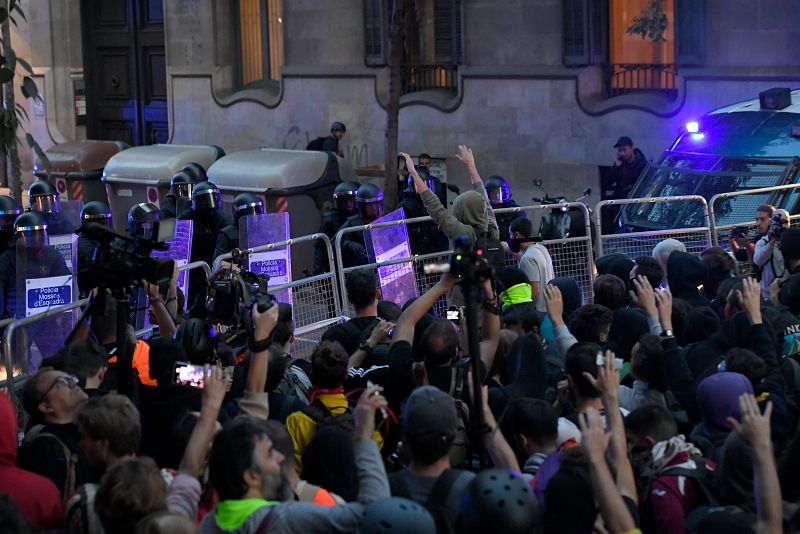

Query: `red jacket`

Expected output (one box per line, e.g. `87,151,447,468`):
0,392,63,528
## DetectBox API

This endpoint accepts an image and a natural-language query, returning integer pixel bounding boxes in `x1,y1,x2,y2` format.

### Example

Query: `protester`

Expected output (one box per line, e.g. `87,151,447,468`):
508,217,554,312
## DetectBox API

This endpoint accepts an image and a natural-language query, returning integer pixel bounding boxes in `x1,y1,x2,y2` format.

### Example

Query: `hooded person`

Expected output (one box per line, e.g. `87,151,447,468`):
0,392,64,529
607,308,650,363
681,306,721,346
595,253,635,288
689,372,753,462
652,239,687,288
667,251,711,309
685,312,752,382
700,247,736,301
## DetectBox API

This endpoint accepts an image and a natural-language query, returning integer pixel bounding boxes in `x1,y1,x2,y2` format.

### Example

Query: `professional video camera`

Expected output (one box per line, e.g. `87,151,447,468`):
448,235,494,282
79,220,176,290
769,211,789,241
204,249,291,339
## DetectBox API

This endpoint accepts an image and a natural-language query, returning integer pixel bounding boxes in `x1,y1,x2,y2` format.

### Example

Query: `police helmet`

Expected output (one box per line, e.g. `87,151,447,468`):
359,498,436,534
330,121,347,133
460,469,540,534
0,195,22,230
191,181,222,211
233,193,265,223
333,181,359,213
170,170,196,198
356,182,383,222
485,175,512,205
181,162,208,182
406,167,436,194
127,202,161,240
80,201,112,228
28,181,61,215
14,211,49,246
174,318,215,364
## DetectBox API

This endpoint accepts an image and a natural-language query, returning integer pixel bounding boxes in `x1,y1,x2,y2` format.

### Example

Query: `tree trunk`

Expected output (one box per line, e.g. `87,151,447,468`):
0,1,21,202
384,0,410,211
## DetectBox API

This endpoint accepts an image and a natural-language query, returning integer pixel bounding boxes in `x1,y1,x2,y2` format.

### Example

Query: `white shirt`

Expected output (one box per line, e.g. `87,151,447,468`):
519,243,555,312
754,235,785,298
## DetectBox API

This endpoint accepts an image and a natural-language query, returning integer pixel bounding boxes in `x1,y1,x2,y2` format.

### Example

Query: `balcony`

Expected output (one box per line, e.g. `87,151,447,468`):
605,63,679,99
401,64,458,96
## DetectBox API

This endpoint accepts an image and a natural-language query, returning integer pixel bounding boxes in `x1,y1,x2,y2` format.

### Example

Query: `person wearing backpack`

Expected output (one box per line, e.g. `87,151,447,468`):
285,341,384,475
388,386,475,534
626,404,717,534
306,121,346,156
400,147,504,277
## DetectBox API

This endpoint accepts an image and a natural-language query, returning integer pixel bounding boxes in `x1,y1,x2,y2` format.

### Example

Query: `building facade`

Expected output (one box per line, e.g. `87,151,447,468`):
14,0,800,206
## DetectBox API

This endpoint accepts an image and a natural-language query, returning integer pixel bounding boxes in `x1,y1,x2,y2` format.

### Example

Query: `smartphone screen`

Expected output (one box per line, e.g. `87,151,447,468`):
175,363,205,389
446,308,460,321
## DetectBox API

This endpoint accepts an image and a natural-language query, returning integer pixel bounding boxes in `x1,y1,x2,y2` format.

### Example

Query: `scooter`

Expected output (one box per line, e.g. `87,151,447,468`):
531,188,593,240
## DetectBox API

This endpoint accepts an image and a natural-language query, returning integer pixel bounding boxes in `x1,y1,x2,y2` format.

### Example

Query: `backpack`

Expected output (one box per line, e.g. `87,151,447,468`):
306,136,327,151
24,431,79,506
390,468,474,534
275,359,310,404
411,361,471,468
301,398,356,434
474,231,506,272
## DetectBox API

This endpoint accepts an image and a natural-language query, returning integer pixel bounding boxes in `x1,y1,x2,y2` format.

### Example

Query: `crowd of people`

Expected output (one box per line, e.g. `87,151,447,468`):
1,143,800,534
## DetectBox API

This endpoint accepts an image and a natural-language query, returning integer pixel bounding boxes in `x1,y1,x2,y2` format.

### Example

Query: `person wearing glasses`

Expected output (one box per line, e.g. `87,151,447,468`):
17,368,99,502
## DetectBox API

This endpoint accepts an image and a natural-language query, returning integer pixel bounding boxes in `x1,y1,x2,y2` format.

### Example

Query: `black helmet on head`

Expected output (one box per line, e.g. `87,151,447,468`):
460,469,540,534
127,202,161,239
0,195,22,230
333,181,359,213
170,170,196,198
356,182,383,223
181,162,208,182
406,166,436,194
485,175,511,205
330,121,346,133
233,193,265,223
28,181,61,215
359,498,436,534
191,181,222,211
174,318,215,364
80,201,112,228
15,211,48,246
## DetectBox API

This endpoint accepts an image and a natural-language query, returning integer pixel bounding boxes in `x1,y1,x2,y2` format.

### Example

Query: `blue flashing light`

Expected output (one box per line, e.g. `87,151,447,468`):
690,133,705,141
686,121,699,133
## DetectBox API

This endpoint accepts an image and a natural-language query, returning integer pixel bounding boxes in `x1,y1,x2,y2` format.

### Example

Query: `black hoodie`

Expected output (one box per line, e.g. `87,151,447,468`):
667,251,711,310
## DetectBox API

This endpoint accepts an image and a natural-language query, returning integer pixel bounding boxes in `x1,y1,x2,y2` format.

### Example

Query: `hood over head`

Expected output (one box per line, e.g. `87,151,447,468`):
0,392,17,466
452,190,488,233
697,372,753,432
548,277,581,319
653,239,686,278
667,251,708,296
595,253,634,284
607,308,650,362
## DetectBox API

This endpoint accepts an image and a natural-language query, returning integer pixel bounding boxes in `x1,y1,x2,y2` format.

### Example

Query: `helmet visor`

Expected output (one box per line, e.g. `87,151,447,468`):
487,188,509,205
31,195,60,215
360,199,383,222
193,190,221,211
129,221,157,240
334,192,357,212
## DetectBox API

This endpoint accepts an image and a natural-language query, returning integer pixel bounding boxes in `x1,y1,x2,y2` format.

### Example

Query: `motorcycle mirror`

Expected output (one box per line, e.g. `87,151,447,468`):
583,188,592,197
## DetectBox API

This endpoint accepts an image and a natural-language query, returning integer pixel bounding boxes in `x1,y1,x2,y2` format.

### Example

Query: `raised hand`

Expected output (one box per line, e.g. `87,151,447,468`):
544,284,564,326
583,349,620,402
579,407,611,461
353,385,388,442
630,275,657,316
455,145,476,168
737,277,763,325
727,393,773,450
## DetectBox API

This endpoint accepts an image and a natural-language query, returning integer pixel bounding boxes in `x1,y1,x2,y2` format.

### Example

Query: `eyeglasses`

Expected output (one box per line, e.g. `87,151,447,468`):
38,374,78,405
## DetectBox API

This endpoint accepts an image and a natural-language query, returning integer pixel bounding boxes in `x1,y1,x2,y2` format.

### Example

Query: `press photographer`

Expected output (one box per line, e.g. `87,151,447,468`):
754,207,791,298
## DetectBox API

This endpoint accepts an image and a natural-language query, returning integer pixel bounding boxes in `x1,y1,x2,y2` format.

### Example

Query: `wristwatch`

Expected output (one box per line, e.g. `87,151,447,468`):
660,329,674,338
358,339,374,353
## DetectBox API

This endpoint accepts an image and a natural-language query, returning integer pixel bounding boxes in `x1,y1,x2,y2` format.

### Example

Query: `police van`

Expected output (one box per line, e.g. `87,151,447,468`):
621,87,800,232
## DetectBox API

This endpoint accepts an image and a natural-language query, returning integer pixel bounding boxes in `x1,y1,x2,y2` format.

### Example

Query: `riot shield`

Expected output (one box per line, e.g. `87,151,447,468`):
45,200,83,274
140,220,193,330
241,213,292,306
15,235,78,372
365,207,419,307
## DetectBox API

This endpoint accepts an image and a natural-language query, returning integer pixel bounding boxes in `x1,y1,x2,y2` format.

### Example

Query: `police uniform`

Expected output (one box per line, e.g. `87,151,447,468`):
160,194,178,219
337,214,370,267
493,198,525,244
313,208,350,275
397,193,448,256
180,208,232,306
214,224,240,260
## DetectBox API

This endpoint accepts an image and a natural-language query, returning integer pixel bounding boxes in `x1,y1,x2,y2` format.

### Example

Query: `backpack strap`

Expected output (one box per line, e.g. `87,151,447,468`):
428,469,474,515
451,365,467,399
253,506,275,534
31,432,78,504
301,398,334,424
660,455,719,507
412,361,428,387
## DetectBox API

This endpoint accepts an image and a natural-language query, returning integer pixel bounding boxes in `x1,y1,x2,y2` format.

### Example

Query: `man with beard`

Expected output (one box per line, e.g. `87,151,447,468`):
200,385,390,533
507,217,554,312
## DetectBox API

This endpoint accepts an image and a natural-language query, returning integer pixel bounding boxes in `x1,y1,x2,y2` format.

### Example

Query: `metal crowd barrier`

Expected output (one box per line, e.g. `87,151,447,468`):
1,297,91,404
494,203,595,304
595,195,712,259
215,233,342,360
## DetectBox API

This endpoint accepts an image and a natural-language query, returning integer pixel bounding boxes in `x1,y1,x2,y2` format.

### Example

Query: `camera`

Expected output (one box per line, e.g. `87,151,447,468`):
769,212,788,240
448,235,493,281
730,226,748,239
79,221,176,290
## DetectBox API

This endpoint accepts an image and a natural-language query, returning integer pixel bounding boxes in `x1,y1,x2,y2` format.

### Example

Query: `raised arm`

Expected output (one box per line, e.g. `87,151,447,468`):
392,273,457,345
240,302,279,419
545,284,578,355
478,278,501,371
455,145,499,235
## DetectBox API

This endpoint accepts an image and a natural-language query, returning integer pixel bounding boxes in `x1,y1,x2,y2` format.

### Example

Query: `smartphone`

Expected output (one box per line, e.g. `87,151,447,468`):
596,352,623,371
175,362,205,389
446,306,461,322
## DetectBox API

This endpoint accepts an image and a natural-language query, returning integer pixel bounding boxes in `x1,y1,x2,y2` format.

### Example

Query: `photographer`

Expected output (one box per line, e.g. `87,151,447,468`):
754,208,790,299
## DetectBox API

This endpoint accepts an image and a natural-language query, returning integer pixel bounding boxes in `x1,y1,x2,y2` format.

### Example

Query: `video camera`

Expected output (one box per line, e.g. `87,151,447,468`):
203,249,291,339
448,236,494,282
79,220,176,290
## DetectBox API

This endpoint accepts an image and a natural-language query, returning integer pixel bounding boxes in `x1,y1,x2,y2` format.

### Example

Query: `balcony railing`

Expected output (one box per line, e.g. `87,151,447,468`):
401,64,458,95
605,63,678,99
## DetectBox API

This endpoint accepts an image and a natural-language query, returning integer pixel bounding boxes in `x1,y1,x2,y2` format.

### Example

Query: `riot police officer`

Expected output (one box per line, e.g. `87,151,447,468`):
77,201,112,292
485,175,525,244
398,168,448,256
161,170,195,218
337,182,384,267
28,181,74,235
182,162,208,183
181,182,232,305
0,195,22,256
214,192,265,260
128,202,163,240
313,182,359,274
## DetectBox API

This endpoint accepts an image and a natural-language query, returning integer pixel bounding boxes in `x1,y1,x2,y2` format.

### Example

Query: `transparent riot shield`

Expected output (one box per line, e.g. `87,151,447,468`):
365,207,419,307
241,213,292,305
15,235,78,372
46,200,83,273
144,220,193,329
